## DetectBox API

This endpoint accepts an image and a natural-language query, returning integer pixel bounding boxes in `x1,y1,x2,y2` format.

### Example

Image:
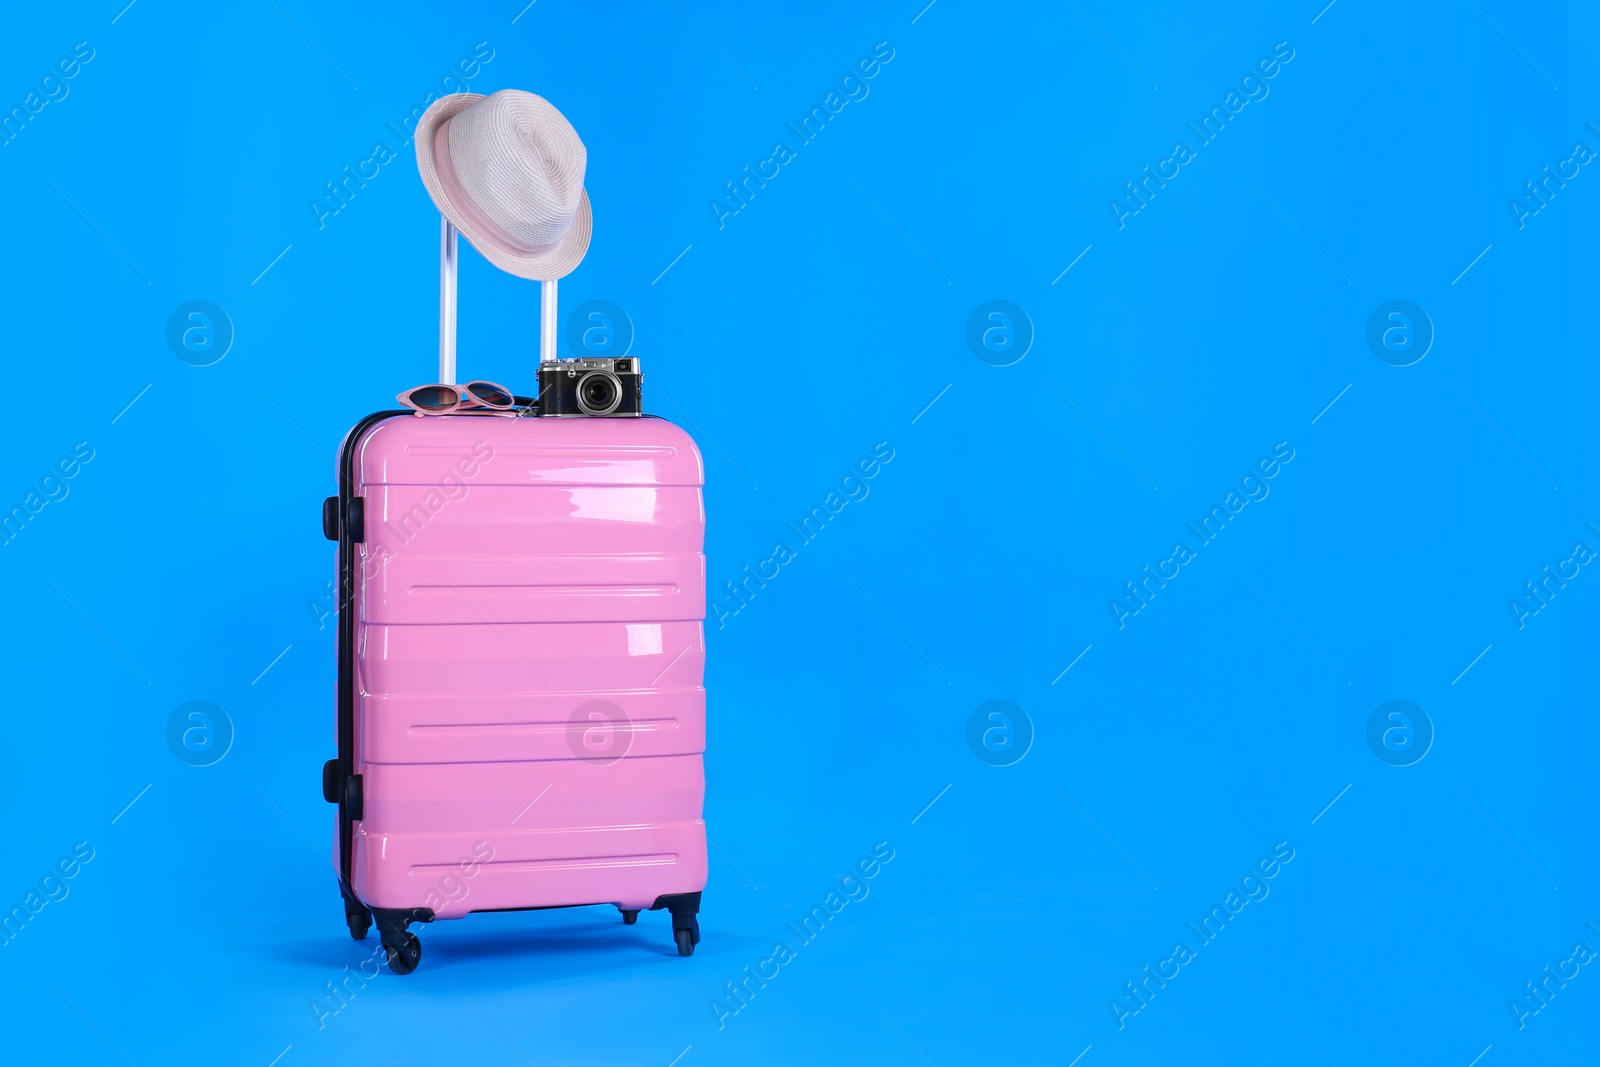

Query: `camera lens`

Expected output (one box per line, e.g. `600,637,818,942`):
576,371,621,415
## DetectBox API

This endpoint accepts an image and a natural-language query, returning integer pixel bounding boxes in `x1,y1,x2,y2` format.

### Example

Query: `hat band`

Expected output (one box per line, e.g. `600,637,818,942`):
435,118,573,257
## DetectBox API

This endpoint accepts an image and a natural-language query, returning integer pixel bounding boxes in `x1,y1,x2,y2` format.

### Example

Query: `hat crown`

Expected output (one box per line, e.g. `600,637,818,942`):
446,90,586,249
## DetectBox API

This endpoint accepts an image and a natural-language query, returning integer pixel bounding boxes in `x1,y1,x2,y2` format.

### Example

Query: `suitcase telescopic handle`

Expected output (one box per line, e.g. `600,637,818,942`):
439,217,457,384
437,215,559,386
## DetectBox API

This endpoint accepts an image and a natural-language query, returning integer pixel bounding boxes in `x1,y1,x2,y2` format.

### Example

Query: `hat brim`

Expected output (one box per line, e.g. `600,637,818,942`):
414,93,592,282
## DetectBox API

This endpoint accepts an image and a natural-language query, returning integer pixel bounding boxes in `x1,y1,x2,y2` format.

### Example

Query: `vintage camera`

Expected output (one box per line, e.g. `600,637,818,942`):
536,357,643,417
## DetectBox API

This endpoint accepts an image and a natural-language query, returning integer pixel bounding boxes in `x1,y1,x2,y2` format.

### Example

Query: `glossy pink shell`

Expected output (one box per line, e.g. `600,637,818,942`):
343,414,707,918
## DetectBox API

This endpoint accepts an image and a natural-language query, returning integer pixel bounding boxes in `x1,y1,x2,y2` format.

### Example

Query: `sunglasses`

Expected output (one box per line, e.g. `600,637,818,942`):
397,380,515,416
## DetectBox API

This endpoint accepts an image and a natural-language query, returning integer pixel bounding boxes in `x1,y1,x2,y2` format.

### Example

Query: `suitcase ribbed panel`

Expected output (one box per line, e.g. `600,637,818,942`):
359,619,705,763
356,758,708,916
347,415,707,916
359,416,702,486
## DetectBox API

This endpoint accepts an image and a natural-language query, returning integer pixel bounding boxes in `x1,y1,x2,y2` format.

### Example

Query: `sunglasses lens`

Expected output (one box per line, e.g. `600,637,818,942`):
409,386,459,411
468,382,512,407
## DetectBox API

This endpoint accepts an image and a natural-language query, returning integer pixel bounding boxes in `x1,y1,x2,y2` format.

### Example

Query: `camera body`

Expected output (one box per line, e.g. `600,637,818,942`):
536,357,643,417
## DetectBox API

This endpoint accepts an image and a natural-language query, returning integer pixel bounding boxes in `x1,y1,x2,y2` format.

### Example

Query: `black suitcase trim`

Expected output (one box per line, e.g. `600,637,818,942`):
332,410,407,906
329,405,535,899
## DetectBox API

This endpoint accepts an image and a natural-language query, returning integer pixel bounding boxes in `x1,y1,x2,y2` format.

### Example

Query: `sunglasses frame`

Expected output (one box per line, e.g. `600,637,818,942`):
396,380,516,416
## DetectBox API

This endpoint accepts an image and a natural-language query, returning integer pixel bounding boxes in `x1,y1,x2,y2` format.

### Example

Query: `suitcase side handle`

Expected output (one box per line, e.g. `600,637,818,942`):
437,215,558,386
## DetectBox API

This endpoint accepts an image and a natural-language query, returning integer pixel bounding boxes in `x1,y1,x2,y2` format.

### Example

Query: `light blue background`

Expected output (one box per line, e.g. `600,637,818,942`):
1,1,1595,1064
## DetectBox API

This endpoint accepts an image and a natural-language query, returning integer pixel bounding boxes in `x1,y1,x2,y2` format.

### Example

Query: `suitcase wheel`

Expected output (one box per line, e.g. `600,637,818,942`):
346,911,371,941
620,909,639,925
653,891,701,958
384,933,422,975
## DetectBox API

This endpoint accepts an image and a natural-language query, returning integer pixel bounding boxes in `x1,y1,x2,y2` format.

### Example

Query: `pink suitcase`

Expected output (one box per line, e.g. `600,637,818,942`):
320,219,707,974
